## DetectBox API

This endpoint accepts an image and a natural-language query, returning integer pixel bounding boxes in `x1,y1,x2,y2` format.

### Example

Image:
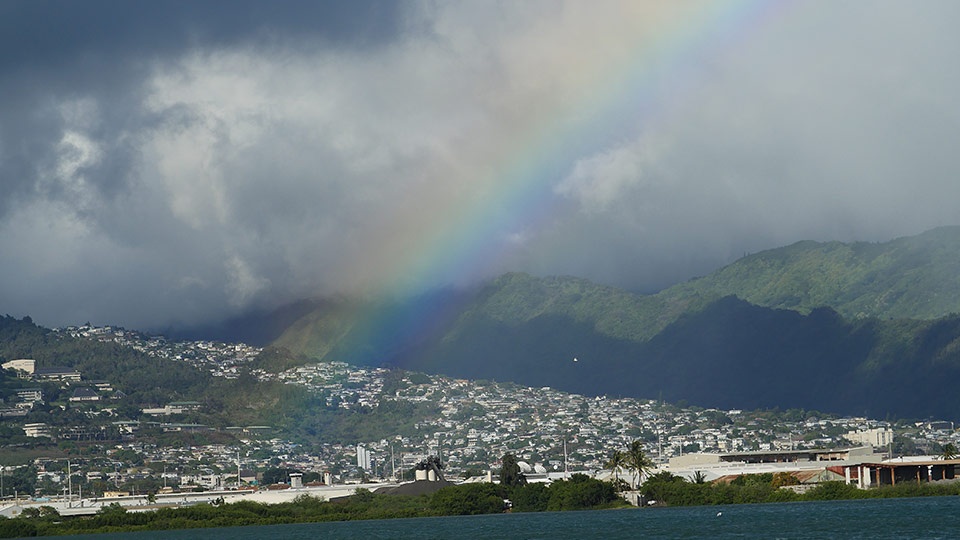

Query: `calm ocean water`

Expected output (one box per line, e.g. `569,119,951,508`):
63,496,960,539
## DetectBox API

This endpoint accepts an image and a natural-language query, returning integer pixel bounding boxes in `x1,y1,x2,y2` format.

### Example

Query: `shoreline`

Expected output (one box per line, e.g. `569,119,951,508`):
4,477,960,538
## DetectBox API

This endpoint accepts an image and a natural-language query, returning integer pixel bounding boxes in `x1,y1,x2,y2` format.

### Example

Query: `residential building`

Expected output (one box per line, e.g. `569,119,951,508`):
33,366,81,382
847,428,894,449
69,387,101,402
22,422,52,438
15,388,43,403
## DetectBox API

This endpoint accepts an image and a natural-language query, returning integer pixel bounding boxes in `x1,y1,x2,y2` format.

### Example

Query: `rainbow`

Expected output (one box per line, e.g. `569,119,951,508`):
331,1,792,366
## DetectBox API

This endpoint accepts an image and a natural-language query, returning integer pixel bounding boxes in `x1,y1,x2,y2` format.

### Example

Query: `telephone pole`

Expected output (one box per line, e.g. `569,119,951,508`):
391,445,396,482
563,437,569,478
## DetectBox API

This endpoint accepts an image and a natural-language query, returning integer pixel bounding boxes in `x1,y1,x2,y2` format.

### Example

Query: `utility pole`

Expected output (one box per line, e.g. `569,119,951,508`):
237,450,241,489
563,437,568,478
657,419,663,463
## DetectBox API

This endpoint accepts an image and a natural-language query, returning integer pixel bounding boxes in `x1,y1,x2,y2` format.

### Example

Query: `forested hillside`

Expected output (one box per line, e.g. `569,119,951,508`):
659,226,960,320
0,316,210,404
266,228,960,419
0,316,436,444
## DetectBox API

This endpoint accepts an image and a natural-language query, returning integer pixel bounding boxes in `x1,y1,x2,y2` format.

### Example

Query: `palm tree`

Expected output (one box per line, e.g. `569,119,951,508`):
605,449,627,491
625,440,654,490
940,443,958,460
690,470,708,484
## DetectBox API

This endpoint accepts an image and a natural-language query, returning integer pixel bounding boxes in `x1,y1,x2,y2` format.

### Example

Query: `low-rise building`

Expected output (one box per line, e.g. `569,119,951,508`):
33,366,81,382
69,387,101,402
15,388,43,403
23,422,52,438
142,402,202,416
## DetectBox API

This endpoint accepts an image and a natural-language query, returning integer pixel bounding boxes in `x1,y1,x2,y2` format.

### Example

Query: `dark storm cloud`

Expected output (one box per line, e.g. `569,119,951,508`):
0,0,405,329
0,0,402,216
0,0,400,71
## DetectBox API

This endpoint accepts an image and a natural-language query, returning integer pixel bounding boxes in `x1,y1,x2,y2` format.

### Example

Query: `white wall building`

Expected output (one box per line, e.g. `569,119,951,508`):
357,444,371,470
846,428,894,449
22,423,52,438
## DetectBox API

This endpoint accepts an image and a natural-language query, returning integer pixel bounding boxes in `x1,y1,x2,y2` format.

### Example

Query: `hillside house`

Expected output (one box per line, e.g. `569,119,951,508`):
15,388,43,403
69,387,101,402
33,366,81,382
22,422,52,438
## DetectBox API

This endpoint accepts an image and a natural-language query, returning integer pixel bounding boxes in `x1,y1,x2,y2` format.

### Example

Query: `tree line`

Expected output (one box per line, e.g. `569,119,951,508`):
0,477,626,538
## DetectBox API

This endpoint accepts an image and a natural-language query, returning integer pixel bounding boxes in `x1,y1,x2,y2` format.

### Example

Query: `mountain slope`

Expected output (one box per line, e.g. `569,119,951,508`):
257,227,960,358
270,272,709,362
659,226,960,321
395,296,960,419
262,227,960,419
436,272,703,343
269,288,960,419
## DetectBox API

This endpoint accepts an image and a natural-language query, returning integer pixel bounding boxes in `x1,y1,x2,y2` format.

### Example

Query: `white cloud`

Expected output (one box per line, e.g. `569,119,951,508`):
557,137,665,215
225,255,271,306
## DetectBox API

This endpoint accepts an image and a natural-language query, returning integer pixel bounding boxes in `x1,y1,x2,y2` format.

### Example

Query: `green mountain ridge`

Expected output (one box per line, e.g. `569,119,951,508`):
660,226,960,321
276,226,960,358
268,227,960,419
437,272,695,344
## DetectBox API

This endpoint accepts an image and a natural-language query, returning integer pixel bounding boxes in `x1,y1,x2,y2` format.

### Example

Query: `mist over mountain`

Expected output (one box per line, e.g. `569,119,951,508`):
163,298,331,347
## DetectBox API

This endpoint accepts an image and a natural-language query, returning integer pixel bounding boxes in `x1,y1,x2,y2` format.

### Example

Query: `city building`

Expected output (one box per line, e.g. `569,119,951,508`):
847,428,894,449
15,388,43,403
22,422,52,438
357,445,371,470
33,366,81,382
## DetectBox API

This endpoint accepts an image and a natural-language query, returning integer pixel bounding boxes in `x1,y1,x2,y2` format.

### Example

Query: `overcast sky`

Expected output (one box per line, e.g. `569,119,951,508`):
2,0,959,330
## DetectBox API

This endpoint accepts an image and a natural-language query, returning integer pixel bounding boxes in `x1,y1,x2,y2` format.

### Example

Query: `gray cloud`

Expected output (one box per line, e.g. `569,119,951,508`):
2,1,960,330
542,1,960,289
